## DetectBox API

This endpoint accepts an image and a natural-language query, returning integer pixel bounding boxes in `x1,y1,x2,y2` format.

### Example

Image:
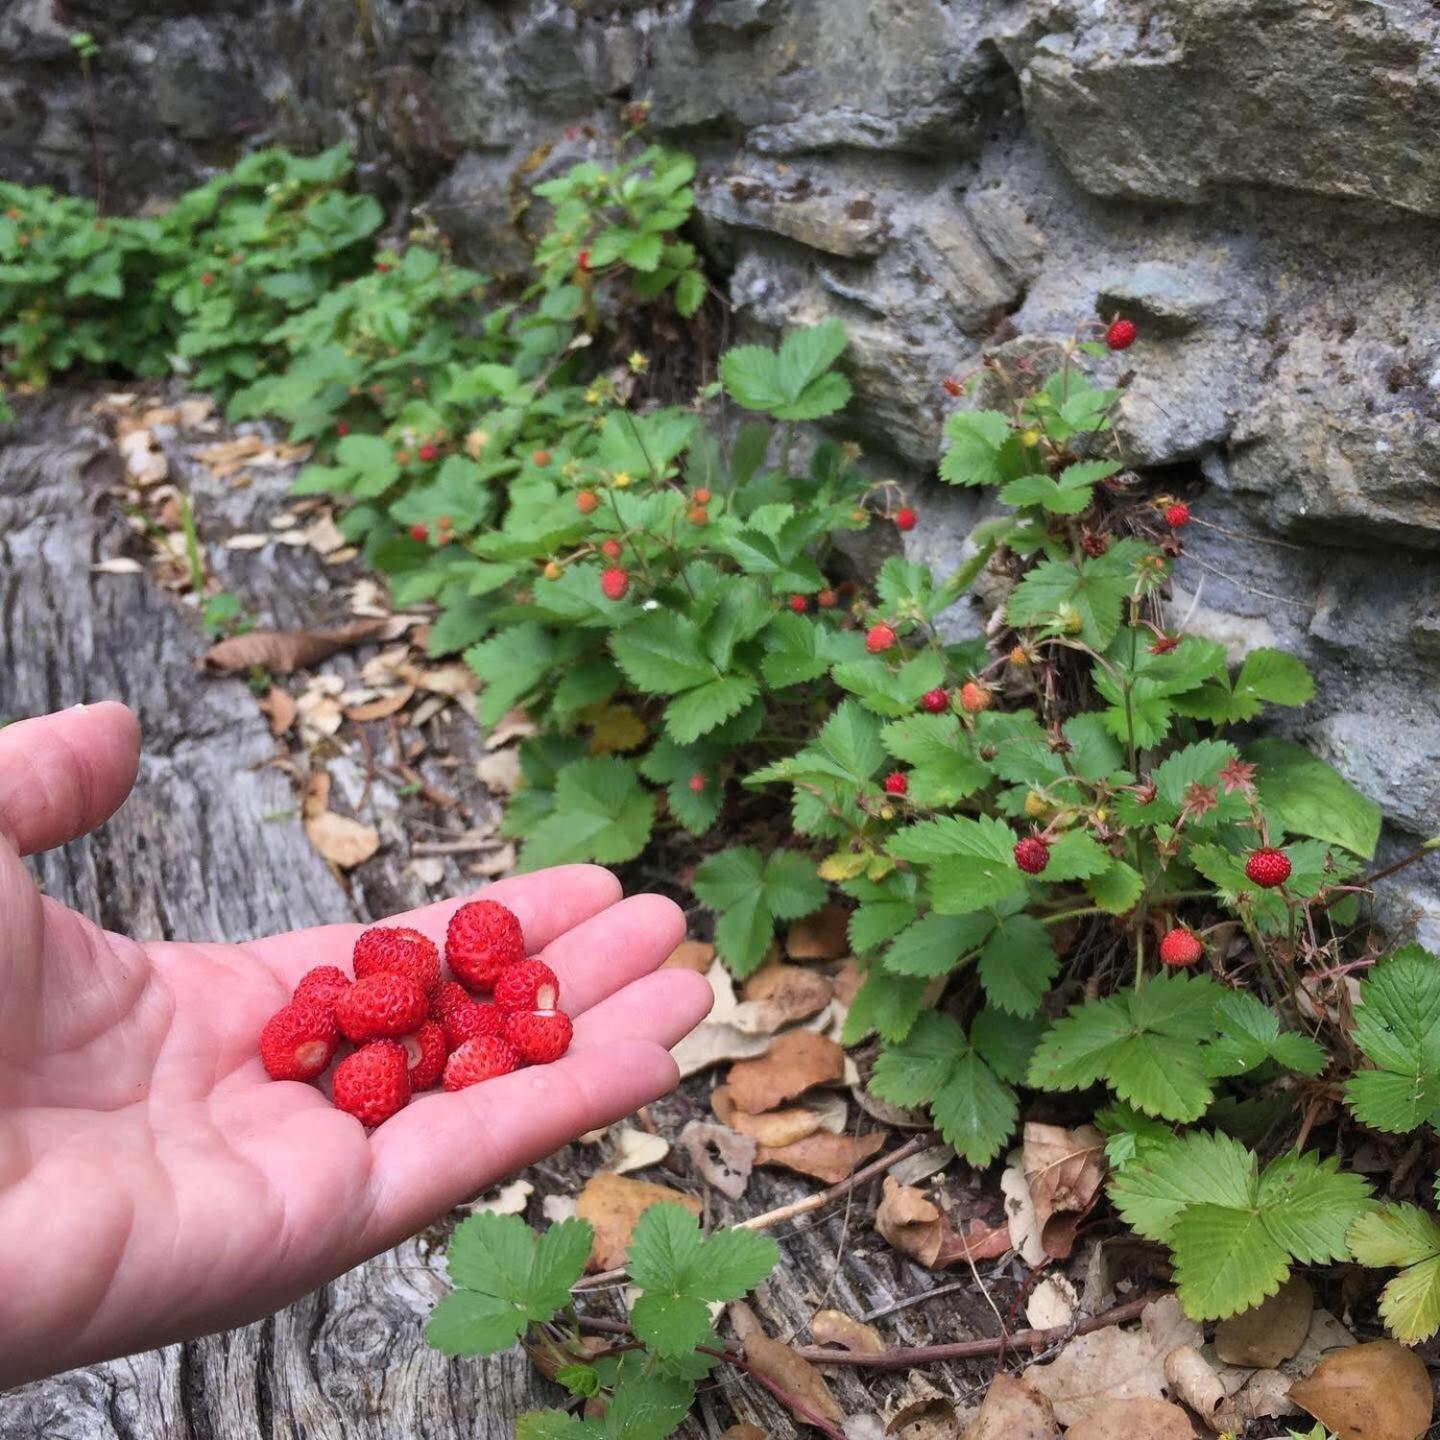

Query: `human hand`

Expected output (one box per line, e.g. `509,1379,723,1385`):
0,703,712,1388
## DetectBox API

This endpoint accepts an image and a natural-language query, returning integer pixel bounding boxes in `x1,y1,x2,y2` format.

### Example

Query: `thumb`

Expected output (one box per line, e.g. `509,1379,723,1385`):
0,703,141,856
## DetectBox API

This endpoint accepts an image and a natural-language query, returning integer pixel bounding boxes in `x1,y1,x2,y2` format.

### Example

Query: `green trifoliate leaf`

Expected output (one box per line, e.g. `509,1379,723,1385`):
1348,1205,1440,1343
1344,944,1440,1132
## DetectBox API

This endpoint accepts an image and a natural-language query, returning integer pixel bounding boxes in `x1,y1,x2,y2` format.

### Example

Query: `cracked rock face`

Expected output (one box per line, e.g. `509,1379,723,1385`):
8,0,1440,929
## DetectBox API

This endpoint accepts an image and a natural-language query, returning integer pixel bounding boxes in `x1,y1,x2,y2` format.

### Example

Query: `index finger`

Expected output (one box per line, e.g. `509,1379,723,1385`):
250,864,623,988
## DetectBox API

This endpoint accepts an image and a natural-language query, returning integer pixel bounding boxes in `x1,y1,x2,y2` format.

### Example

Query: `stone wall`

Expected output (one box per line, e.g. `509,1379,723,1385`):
5,0,1440,933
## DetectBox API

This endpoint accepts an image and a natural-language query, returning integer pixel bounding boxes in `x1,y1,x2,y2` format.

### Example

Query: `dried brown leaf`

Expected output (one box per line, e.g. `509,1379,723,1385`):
875,1176,1010,1270
1022,1295,1202,1426
400,660,477,699
810,1309,886,1356
679,1120,755,1201
741,1332,845,1427
484,707,536,749
475,748,522,794
344,686,414,722
202,619,386,675
258,686,297,736
1062,1398,1197,1440
721,1428,767,1440
1021,1121,1107,1260
301,772,380,870
757,1129,886,1184
1289,1339,1433,1440
1161,1345,1230,1427
785,903,852,960
730,1106,827,1148
574,1173,700,1272
664,939,716,972
1215,1274,1313,1368
832,957,864,1006
726,1030,844,1113
740,962,834,1031
961,1374,1057,1440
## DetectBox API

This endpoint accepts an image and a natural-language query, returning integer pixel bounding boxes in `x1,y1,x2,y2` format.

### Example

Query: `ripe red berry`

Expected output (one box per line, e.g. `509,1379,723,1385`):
442,997,505,1050
504,1009,574,1065
419,443,439,462
688,505,710,525
1245,847,1292,889
817,589,838,609
532,449,551,466
333,1041,410,1126
438,515,452,531
920,688,950,714
576,490,600,514
444,1035,520,1090
601,566,630,601
335,972,430,1043
789,594,808,613
353,926,441,996
1105,318,1137,351
259,999,339,1082
494,958,560,1013
431,980,473,1023
1164,503,1191,529
1159,928,1204,967
399,1020,448,1091
693,488,712,505
960,681,993,714
375,261,391,274
882,770,908,796
293,965,351,1016
577,249,591,273
447,898,527,990
600,538,623,560
200,272,214,287
1014,836,1051,874
894,507,918,532
410,522,429,542
336,421,351,437
866,623,897,654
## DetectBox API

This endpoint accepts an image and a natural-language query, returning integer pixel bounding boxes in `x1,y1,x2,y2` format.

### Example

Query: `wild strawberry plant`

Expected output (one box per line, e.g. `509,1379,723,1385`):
426,1203,776,1439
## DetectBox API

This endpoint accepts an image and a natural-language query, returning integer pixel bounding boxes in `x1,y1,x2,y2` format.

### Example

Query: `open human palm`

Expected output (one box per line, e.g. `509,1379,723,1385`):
0,703,711,1389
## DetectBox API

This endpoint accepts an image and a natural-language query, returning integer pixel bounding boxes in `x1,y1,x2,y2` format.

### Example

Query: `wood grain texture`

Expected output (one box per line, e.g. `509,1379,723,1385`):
0,394,1003,1438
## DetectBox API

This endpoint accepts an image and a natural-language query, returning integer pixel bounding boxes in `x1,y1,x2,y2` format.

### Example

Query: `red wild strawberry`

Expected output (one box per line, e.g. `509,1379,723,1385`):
1159,928,1204,967
410,522,429,542
439,516,452,531
419,443,439,462
693,488,712,505
866,623,897,654
431,980,472,1022
1014,836,1051,875
882,770,908,797
600,538,623,560
1164,503,1191,529
447,898,527,990
494,958,560,1013
817,589,838,609
335,972,429,1043
399,1020,448,1090
444,1035,520,1090
894,507,918,532
576,490,600,514
1245,847,1292,889
532,449,552,466
259,999,339,1082
788,594,808,613
920,687,950,714
376,260,392,274
333,1041,410,1126
353,925,441,996
336,421,351,437
577,249,591,273
200,272,214,287
442,998,505,1050
601,566,630,601
960,681,992,715
505,1009,574,1065
688,772,707,793
1105,318,1137,351
688,505,710,525
293,965,351,1016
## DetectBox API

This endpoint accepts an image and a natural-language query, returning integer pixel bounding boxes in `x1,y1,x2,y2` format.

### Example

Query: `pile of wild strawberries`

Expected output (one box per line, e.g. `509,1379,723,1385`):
258,898,572,1127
